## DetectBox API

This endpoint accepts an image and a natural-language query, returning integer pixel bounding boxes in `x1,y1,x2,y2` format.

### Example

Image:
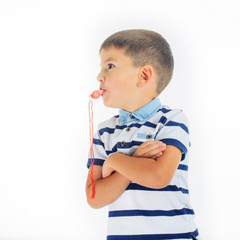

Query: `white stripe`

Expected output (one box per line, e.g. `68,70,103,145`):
109,190,192,211
172,169,189,190
107,215,197,235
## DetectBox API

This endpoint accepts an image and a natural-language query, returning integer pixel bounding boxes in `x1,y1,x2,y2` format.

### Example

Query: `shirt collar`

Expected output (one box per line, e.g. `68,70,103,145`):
119,98,162,125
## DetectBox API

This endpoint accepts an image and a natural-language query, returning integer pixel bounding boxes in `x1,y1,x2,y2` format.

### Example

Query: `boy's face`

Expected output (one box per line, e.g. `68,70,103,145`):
97,46,140,110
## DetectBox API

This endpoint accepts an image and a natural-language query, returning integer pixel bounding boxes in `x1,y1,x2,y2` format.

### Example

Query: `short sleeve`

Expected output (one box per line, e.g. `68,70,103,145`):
155,110,190,161
86,128,108,169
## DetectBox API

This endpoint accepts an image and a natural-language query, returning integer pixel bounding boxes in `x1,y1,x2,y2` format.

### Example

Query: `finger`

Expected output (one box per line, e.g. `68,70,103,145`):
138,140,156,150
160,143,167,150
143,140,166,149
156,141,167,149
139,141,160,152
134,141,155,156
143,148,164,158
134,141,166,158
151,152,163,159
141,142,166,154
143,142,167,157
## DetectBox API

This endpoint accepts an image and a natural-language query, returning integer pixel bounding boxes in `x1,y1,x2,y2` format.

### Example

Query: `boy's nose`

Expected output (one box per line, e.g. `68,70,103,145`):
97,72,105,83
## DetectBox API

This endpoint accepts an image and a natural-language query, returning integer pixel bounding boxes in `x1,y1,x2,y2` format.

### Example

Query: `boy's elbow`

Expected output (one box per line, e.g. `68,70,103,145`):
148,173,172,189
150,180,169,189
86,187,99,209
86,189,110,209
86,190,103,209
153,179,169,189
87,198,102,209
86,192,104,209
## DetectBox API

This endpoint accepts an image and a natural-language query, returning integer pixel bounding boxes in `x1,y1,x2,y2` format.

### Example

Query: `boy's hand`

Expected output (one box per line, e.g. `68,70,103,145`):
133,140,166,159
102,154,116,178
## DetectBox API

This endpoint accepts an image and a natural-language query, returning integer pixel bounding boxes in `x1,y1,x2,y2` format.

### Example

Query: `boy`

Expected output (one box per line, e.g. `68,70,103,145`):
86,29,199,240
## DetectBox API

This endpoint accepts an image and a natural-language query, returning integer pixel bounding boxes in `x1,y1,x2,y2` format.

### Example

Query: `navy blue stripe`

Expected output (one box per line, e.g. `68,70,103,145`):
87,158,104,168
159,116,167,124
109,208,194,218
166,121,189,134
127,122,157,129
107,230,199,240
161,138,187,161
105,144,118,156
105,139,188,159
99,125,129,135
98,121,157,136
106,141,143,156
179,187,189,194
93,138,105,148
99,127,116,135
192,229,200,238
116,125,129,130
126,183,189,194
157,107,172,114
144,121,157,128
178,164,188,171
118,140,142,149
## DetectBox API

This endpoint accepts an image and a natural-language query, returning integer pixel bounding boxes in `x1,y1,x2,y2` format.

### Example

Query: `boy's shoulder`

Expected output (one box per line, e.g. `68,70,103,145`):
97,114,120,130
158,104,189,122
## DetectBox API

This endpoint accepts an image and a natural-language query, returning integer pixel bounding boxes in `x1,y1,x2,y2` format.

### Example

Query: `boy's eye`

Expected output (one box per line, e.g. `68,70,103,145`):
107,63,114,69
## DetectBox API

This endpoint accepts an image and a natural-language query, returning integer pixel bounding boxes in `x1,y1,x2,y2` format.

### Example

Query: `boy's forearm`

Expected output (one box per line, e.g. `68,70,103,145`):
86,172,131,209
107,153,162,188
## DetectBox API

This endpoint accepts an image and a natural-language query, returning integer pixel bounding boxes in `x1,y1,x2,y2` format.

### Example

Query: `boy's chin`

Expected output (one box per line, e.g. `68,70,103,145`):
102,100,120,109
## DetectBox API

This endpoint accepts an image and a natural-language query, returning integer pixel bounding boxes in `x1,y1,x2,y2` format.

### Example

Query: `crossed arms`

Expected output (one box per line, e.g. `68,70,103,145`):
85,140,182,209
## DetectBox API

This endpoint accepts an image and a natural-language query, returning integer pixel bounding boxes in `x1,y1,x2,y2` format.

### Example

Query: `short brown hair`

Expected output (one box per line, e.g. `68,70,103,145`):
99,29,174,95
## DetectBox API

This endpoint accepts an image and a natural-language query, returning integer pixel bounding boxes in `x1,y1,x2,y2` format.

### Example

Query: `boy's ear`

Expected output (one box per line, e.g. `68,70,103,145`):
137,65,153,87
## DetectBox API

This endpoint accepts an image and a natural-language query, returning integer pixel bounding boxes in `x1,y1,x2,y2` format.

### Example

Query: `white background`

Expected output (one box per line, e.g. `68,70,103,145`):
0,0,240,239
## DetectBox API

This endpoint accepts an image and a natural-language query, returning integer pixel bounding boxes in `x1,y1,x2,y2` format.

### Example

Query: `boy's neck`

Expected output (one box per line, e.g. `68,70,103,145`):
121,96,156,113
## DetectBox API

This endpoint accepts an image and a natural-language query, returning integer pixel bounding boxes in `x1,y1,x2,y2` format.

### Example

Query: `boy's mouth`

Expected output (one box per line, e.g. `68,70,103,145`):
100,88,106,96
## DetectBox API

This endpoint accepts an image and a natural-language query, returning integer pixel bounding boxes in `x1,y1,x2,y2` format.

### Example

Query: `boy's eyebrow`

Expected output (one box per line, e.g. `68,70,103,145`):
100,57,117,66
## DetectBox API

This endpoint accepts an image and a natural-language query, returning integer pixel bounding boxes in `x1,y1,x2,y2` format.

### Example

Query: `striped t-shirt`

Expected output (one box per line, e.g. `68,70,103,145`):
87,97,199,240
